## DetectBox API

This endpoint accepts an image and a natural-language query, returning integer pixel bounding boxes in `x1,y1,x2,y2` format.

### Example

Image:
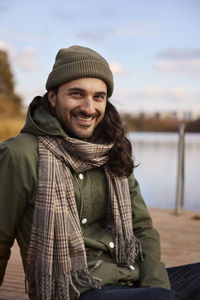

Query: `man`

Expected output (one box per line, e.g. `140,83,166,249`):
0,46,199,300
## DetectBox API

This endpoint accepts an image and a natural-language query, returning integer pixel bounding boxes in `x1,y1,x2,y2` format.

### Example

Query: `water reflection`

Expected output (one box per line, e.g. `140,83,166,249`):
128,132,200,211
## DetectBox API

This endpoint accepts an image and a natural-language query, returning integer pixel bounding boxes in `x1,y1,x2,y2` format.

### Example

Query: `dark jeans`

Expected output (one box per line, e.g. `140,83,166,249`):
79,263,200,300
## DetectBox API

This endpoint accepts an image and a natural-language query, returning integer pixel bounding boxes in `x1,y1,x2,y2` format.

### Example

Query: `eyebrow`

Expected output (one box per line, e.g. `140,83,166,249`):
68,88,107,96
68,88,85,93
95,91,107,96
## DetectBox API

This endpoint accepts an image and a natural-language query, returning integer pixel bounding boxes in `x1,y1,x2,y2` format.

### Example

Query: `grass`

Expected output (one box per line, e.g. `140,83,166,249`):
0,117,25,142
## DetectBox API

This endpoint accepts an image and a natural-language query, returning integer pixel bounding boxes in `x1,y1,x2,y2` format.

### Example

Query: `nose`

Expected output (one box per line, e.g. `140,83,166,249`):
80,97,96,115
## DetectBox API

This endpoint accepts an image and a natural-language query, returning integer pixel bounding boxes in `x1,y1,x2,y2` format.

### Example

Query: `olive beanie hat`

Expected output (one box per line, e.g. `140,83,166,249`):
46,45,114,97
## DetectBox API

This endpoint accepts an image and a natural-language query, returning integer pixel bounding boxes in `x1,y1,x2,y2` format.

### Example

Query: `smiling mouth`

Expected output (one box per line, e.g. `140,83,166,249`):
75,115,94,122
72,111,100,126
72,114,96,126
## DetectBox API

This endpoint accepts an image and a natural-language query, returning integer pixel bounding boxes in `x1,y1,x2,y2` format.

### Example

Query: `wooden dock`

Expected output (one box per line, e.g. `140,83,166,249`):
0,208,200,299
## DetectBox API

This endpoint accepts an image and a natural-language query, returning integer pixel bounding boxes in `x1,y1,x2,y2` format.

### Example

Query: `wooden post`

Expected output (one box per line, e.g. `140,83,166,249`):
175,123,185,215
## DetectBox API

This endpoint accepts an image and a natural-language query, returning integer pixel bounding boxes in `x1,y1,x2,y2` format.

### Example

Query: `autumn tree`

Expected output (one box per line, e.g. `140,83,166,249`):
0,50,22,116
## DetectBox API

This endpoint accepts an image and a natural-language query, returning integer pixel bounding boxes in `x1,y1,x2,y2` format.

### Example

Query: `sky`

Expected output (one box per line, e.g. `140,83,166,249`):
1,0,200,115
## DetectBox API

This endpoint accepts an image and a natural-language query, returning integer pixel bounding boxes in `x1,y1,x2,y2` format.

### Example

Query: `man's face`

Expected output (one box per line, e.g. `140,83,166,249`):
48,78,107,140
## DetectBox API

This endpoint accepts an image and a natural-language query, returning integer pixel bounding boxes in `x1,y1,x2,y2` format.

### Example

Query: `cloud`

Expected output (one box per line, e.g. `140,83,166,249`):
0,40,12,52
50,1,116,21
155,48,200,77
0,1,10,12
0,41,41,72
14,46,41,72
76,32,106,42
0,28,49,43
116,21,158,38
113,87,200,113
110,61,131,76
134,87,198,103
76,28,114,42
157,48,200,60
16,85,44,107
155,59,200,76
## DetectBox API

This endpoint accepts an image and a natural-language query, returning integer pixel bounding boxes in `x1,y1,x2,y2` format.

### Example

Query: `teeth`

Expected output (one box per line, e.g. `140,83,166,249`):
75,116,93,121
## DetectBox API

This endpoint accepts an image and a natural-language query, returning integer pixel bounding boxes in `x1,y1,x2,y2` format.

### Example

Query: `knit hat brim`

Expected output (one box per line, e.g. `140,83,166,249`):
45,46,114,97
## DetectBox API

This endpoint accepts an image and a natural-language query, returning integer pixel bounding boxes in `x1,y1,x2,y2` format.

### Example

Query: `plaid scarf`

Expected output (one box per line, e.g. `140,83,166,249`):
26,135,142,299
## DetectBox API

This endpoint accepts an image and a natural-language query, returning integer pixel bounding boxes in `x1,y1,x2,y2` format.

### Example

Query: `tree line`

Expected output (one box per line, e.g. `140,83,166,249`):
122,114,200,133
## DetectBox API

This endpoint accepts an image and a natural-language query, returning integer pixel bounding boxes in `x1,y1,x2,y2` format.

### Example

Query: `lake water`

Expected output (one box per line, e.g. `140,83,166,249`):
128,132,200,211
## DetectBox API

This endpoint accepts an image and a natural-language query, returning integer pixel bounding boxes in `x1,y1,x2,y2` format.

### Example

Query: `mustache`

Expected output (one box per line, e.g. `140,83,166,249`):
72,110,100,118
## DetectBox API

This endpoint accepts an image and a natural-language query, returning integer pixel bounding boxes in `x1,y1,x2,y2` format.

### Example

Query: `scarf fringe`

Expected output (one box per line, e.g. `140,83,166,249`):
35,272,71,300
72,267,102,288
116,234,144,265
26,267,101,300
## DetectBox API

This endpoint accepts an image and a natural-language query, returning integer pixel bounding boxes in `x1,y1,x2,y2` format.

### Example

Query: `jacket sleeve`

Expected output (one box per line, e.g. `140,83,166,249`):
0,139,28,285
128,173,171,289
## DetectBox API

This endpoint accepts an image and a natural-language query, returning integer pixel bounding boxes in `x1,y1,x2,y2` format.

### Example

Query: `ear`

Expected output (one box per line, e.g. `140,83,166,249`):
48,91,57,107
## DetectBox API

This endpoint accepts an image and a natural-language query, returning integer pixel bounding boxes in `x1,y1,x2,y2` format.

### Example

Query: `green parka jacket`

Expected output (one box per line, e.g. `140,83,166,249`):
0,97,170,299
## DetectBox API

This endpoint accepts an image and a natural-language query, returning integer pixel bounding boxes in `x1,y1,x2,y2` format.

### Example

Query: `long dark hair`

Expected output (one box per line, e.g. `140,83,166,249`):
95,100,134,177
41,91,134,177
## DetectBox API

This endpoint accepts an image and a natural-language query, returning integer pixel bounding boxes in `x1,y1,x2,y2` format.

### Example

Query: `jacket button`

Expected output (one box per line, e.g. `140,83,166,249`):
81,218,87,224
109,242,115,248
79,174,84,180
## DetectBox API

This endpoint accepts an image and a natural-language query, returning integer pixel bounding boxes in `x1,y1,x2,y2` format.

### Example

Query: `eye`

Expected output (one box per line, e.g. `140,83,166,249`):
70,91,82,98
94,94,106,101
